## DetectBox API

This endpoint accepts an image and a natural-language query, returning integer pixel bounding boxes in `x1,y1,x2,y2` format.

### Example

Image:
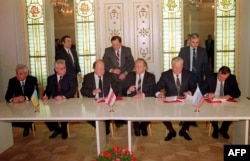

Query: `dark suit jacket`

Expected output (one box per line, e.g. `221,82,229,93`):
155,69,196,97
44,73,76,99
205,39,214,55
202,73,241,98
5,75,38,102
178,46,210,86
122,71,156,97
55,48,81,75
80,72,118,97
103,46,134,74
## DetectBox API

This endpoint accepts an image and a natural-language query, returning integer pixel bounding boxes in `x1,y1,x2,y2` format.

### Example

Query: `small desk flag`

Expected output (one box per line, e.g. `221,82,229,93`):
192,86,204,108
106,87,116,106
31,88,39,107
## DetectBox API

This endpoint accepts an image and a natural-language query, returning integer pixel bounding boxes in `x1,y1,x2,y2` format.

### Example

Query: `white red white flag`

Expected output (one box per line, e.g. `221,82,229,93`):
106,87,116,106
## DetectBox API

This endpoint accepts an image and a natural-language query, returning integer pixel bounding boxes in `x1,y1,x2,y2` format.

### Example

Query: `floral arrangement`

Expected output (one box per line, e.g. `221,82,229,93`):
93,145,137,161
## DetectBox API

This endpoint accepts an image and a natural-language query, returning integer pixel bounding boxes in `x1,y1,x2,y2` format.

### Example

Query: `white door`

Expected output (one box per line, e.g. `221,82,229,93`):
96,0,162,79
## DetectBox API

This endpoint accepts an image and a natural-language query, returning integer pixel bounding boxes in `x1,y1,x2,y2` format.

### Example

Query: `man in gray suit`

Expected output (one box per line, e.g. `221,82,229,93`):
178,33,210,88
103,36,134,127
103,36,134,89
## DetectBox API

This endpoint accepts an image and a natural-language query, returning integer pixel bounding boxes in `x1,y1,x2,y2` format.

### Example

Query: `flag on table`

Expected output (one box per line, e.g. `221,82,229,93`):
192,86,204,108
31,87,39,107
106,87,116,106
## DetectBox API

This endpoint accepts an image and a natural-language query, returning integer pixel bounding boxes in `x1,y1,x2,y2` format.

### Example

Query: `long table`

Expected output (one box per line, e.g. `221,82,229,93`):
0,97,250,154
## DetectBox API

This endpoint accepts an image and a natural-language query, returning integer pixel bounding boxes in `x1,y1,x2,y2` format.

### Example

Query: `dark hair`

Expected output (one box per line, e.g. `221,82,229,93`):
61,35,71,43
111,36,122,43
218,66,231,74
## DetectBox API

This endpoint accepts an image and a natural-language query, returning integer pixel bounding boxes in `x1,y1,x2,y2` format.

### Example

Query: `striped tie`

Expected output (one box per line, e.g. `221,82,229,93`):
137,75,142,93
116,50,120,67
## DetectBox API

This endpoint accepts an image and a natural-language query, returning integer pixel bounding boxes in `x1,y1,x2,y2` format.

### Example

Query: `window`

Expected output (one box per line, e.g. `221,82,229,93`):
75,0,97,75
162,0,182,71
25,0,47,86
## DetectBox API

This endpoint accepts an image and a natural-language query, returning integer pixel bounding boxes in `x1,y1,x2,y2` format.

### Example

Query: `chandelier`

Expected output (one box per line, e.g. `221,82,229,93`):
189,0,202,8
50,0,73,16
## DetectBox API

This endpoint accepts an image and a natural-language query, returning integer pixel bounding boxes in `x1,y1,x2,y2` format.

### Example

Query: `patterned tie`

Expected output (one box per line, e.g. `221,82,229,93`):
99,76,103,98
192,48,197,72
176,75,181,96
21,81,25,94
116,50,120,67
57,76,63,95
137,74,142,93
219,81,224,96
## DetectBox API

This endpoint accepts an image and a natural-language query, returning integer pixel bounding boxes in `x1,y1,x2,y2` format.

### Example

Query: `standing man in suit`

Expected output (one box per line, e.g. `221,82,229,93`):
55,35,82,83
184,34,191,46
103,36,134,127
5,64,38,137
202,66,241,139
102,36,135,92
80,59,118,135
43,59,77,140
155,57,197,141
122,58,156,137
179,33,210,88
205,34,215,70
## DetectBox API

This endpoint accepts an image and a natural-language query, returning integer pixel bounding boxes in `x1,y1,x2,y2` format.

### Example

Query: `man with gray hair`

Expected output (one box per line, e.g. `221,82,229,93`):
43,59,76,140
5,64,38,137
155,57,196,141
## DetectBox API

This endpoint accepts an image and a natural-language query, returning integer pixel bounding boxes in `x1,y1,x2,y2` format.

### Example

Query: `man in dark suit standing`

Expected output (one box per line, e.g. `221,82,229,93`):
80,59,118,135
179,33,210,88
202,66,241,139
5,64,38,137
205,34,215,70
155,57,197,141
122,58,156,137
43,59,76,140
55,35,82,83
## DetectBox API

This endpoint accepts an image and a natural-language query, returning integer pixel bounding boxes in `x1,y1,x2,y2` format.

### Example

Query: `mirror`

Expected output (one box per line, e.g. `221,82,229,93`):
183,0,215,47
53,1,75,46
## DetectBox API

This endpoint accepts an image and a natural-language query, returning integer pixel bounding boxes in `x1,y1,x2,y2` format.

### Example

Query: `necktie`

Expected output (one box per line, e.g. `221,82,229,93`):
57,76,63,95
67,49,74,67
137,74,142,93
192,48,197,72
99,76,103,98
219,82,224,96
176,75,181,96
21,81,25,94
116,50,120,67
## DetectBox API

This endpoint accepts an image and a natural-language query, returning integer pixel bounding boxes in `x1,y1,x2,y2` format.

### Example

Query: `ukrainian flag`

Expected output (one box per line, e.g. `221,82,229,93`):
31,88,39,107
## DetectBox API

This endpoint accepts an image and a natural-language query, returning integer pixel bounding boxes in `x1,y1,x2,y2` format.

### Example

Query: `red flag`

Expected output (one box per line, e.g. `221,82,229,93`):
106,87,116,106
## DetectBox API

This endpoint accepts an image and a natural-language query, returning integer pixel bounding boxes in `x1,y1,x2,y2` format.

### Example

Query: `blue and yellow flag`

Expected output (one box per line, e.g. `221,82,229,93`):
31,88,39,106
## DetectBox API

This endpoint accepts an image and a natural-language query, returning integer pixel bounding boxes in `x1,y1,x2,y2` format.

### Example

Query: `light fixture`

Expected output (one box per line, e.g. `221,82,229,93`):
189,0,202,8
50,0,73,16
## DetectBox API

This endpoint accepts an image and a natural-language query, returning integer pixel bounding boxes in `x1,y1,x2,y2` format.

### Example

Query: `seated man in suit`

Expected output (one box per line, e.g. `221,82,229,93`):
155,56,197,141
42,59,77,140
202,66,241,139
80,59,118,135
122,58,156,136
5,64,38,137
